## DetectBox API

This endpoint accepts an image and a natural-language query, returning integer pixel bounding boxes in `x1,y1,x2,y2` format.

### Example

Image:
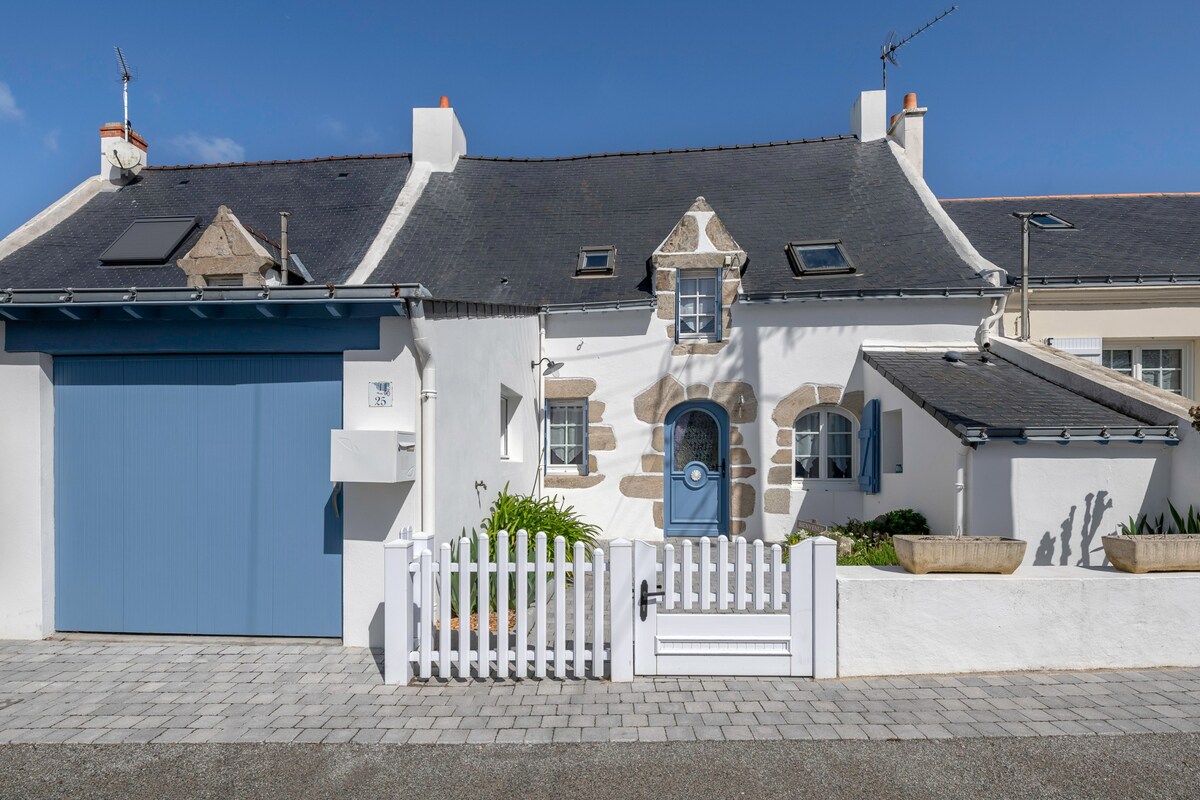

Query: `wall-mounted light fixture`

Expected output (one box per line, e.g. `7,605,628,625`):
531,357,563,376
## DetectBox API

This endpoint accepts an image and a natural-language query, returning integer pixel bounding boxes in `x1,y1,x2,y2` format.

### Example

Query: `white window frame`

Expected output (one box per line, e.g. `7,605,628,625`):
792,407,858,485
1101,340,1192,396
676,271,720,342
546,399,588,475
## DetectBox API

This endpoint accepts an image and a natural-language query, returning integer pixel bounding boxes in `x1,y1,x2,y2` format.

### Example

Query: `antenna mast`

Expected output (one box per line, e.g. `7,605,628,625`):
880,6,957,89
114,46,133,142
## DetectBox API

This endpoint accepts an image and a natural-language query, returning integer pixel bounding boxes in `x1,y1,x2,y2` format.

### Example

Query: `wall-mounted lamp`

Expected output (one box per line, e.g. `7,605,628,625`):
532,357,564,376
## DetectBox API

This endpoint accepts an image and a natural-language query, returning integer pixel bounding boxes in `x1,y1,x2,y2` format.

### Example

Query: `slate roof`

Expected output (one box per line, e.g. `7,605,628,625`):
864,348,1154,440
0,155,412,289
370,138,996,306
941,194,1200,285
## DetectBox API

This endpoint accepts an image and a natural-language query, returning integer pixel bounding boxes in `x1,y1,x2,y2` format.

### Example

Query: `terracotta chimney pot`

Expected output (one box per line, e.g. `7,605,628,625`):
439,96,450,109
903,92,918,110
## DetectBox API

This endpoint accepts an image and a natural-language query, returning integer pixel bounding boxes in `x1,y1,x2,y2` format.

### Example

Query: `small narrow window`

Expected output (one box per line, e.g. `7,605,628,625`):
546,400,588,474
204,275,243,287
793,408,857,482
786,241,855,276
576,246,615,276
500,394,511,459
676,272,720,341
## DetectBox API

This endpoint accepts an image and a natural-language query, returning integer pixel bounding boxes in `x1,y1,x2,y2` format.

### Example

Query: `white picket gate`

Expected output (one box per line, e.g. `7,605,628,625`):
384,533,837,683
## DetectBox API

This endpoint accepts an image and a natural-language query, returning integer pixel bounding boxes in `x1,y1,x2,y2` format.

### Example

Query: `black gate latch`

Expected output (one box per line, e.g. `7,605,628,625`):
639,579,665,622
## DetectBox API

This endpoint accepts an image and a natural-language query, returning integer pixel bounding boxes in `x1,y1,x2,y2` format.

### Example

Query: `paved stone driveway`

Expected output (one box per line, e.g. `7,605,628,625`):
1,639,1198,745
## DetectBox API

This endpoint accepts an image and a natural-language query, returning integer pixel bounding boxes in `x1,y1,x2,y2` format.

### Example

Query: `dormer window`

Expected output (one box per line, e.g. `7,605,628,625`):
786,241,855,277
576,246,615,277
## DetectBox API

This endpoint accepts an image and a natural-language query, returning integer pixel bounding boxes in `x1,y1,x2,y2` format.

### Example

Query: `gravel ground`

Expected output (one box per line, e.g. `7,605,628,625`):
2,734,1199,799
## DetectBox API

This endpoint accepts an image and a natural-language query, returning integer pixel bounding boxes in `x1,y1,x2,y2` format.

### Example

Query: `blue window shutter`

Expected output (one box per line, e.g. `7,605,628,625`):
858,399,881,494
715,268,723,342
581,398,590,476
674,269,681,343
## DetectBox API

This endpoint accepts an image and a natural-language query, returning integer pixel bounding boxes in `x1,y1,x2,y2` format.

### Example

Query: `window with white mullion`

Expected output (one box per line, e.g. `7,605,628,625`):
793,408,857,482
1103,343,1187,395
547,400,587,472
677,272,719,341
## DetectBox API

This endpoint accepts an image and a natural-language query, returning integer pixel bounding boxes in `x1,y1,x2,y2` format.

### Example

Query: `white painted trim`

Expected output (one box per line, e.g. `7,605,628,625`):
345,162,432,286
886,140,1006,286
0,177,106,262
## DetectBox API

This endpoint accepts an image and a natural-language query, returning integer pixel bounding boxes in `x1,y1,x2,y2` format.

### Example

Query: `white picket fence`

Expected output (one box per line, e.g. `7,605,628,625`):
383,530,611,683
384,532,837,683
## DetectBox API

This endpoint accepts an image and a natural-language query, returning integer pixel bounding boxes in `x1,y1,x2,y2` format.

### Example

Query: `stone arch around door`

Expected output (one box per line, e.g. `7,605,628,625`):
763,385,864,517
620,375,758,536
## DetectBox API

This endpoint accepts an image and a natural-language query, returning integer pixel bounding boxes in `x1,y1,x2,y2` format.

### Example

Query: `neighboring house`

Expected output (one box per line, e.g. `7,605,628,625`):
942,193,1200,400
0,91,1192,647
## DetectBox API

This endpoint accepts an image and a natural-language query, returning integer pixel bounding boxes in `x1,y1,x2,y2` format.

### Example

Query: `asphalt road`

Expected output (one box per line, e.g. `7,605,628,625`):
2,735,1198,799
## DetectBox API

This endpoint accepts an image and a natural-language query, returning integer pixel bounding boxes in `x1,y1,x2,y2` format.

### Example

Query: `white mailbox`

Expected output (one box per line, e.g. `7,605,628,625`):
330,430,416,483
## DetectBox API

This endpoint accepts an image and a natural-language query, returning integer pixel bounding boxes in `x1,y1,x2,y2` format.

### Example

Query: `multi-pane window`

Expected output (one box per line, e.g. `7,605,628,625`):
677,273,719,341
794,408,856,481
547,400,587,472
1102,345,1186,395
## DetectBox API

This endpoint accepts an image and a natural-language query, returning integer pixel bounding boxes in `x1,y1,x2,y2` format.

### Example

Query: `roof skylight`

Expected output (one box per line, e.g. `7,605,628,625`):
1028,213,1074,230
576,246,615,277
786,241,855,276
99,216,200,265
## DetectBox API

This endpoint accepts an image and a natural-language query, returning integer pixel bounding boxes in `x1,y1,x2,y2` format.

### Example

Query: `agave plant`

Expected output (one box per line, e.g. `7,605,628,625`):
1119,504,1200,536
446,484,601,614
1168,501,1200,534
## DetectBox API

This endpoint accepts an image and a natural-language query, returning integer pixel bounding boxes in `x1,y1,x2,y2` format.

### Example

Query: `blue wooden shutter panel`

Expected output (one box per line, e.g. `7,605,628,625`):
858,399,881,494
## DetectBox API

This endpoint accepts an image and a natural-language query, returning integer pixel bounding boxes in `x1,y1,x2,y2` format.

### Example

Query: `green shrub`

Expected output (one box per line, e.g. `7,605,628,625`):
873,508,930,538
447,484,600,614
838,540,900,567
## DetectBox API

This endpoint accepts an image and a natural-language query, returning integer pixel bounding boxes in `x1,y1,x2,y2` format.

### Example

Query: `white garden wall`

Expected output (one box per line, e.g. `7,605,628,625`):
837,566,1200,677
543,297,990,542
0,323,55,639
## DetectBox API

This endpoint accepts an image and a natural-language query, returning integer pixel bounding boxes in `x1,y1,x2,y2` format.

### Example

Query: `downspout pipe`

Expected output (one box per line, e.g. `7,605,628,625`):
954,446,970,536
974,268,1009,350
406,299,436,538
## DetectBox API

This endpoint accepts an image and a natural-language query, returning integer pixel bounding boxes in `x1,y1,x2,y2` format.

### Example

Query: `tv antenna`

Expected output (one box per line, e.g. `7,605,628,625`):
880,6,957,89
114,46,133,141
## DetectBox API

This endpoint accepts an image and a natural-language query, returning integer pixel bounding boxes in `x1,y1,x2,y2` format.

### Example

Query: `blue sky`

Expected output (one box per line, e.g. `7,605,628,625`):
1,1,1198,237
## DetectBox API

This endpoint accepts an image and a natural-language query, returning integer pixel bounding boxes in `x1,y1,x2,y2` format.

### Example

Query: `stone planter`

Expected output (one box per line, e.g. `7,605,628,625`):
893,535,1026,575
1102,534,1200,574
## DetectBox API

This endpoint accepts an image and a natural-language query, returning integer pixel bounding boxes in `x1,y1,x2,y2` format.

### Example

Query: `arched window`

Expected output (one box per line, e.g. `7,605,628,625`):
793,407,857,481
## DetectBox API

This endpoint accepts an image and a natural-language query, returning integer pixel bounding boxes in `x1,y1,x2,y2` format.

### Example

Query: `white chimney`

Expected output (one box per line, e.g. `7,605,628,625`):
889,92,927,176
99,122,148,184
412,96,467,172
850,90,887,143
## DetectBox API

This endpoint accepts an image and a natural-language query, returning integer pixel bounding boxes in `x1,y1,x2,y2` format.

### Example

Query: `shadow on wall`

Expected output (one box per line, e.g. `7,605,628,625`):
1033,490,1114,567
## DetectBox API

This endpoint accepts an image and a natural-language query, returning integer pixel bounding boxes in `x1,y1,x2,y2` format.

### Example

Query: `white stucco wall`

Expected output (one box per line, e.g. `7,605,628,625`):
838,566,1200,676
969,446,1173,567
0,323,55,639
426,311,541,547
861,363,962,535
341,317,421,648
543,297,991,542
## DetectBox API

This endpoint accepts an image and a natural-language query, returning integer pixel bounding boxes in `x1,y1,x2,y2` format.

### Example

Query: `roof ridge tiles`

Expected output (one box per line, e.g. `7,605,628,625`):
144,153,410,171
462,135,856,163
940,192,1200,202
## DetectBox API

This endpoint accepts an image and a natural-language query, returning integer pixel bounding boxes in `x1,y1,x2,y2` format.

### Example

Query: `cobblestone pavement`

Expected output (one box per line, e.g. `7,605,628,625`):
1,639,1199,745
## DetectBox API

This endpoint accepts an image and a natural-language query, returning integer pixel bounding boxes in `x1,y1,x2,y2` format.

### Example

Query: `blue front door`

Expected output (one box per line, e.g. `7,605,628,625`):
54,354,343,637
664,401,729,537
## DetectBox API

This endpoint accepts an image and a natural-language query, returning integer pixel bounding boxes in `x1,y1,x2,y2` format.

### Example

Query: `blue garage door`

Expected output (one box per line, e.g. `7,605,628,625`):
54,354,343,637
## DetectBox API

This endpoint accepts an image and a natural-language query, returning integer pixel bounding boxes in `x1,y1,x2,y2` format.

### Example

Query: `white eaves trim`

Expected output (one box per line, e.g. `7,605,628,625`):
345,161,432,286
886,139,1007,288
0,176,107,263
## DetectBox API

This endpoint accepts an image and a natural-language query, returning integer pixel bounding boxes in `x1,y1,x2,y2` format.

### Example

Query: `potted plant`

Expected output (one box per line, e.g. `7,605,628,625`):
888,509,1027,575
1102,502,1200,574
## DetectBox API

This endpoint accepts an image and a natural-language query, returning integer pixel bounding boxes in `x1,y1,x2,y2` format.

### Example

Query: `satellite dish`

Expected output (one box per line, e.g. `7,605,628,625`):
106,139,144,173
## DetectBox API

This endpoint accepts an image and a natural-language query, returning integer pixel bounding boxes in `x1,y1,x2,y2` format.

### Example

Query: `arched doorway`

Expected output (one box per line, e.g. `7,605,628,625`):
664,401,730,537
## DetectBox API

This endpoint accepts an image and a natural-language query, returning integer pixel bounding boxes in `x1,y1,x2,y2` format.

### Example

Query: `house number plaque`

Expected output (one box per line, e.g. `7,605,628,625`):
369,381,393,407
